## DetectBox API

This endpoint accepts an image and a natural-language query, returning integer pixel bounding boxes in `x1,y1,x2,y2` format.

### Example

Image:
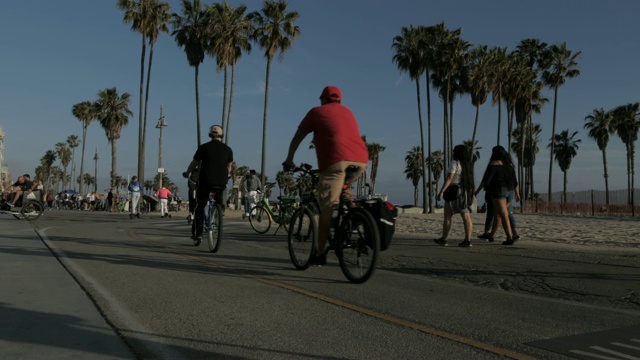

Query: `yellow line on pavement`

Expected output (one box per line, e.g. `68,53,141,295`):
129,229,537,360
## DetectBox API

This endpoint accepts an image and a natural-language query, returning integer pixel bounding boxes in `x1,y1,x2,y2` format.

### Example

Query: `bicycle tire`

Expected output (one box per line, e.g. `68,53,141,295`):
207,203,223,253
249,205,271,234
21,201,44,221
336,208,380,284
287,207,317,270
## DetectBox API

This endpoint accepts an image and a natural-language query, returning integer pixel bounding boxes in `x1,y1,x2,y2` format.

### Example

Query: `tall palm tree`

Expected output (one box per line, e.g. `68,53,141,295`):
117,0,171,184
71,101,95,196
208,2,252,144
55,142,72,190
612,102,640,207
366,142,386,194
40,150,57,191
511,122,542,200
548,129,581,211
392,25,428,213
94,87,133,188
584,108,614,207
249,0,300,185
426,150,444,205
466,45,491,147
66,135,80,189
171,0,209,146
404,146,422,207
541,42,581,203
487,46,509,146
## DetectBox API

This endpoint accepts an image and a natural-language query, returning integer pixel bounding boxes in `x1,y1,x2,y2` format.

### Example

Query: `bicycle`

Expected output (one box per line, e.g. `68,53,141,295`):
249,182,298,235
286,163,380,284
191,186,224,253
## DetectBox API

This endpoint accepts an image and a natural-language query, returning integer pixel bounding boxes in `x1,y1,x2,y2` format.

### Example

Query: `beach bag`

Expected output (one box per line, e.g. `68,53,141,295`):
362,199,398,251
443,184,461,201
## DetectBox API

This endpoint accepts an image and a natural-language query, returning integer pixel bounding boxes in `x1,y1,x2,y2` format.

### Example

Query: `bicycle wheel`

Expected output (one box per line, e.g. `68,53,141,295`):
336,208,380,284
21,201,44,221
287,207,316,270
249,205,271,234
207,203,223,253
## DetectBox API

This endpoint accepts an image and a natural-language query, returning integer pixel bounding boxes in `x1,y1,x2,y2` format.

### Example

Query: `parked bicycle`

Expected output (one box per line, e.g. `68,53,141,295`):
191,186,224,253
249,182,298,235
286,163,380,284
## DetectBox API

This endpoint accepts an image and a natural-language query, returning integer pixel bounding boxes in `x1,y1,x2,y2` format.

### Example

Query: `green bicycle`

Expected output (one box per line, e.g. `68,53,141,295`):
249,182,299,235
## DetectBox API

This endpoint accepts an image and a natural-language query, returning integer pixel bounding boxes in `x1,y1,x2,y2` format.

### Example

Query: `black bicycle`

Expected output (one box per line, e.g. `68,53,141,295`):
286,163,380,284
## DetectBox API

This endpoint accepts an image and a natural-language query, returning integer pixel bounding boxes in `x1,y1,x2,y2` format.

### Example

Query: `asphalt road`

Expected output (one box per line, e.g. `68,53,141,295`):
3,209,640,359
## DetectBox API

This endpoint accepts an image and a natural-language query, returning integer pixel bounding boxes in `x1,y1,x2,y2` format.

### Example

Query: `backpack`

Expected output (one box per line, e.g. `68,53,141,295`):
362,199,398,251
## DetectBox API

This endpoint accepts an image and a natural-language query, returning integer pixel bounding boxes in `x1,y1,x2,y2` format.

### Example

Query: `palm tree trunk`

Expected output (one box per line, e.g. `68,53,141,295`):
496,91,502,146
141,41,157,184
413,184,418,207
370,156,379,194
602,148,609,207
260,57,272,186
221,65,228,131
225,63,236,144
547,85,559,204
425,70,433,213
471,105,480,148
111,140,118,189
413,80,427,214
137,34,146,187
631,143,636,216
195,65,201,147
79,122,87,195
562,170,567,214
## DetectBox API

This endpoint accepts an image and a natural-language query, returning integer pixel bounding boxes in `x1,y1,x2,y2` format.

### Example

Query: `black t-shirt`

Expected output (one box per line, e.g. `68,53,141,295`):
193,140,233,188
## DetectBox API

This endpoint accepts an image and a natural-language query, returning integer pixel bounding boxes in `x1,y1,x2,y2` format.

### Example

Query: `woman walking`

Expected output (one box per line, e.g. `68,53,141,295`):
434,144,475,247
475,146,520,245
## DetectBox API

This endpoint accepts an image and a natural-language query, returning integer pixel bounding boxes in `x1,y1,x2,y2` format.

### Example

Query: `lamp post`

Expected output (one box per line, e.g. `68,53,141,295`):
93,147,99,193
156,105,168,190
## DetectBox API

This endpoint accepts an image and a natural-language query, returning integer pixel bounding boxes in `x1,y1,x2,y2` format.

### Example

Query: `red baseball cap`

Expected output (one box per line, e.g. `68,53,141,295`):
320,85,342,101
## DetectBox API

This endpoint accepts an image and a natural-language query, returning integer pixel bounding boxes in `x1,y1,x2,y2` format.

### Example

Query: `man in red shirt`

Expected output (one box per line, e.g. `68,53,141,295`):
155,186,172,218
283,85,369,265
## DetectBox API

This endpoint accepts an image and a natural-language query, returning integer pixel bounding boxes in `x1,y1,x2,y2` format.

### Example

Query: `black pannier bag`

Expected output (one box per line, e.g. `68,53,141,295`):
362,199,398,251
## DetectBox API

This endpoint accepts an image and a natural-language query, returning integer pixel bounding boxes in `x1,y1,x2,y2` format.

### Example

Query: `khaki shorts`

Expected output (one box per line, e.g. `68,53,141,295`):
317,161,367,215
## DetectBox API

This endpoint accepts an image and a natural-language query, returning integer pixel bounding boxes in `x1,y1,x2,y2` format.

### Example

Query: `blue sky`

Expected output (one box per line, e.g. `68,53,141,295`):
1,0,639,205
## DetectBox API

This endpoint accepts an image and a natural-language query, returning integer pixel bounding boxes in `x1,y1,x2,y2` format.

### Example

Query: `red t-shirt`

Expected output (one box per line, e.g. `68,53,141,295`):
298,103,369,171
156,188,172,199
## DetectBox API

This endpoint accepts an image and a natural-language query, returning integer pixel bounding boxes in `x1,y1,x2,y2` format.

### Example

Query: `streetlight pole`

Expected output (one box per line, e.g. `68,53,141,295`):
156,105,168,190
93,147,99,193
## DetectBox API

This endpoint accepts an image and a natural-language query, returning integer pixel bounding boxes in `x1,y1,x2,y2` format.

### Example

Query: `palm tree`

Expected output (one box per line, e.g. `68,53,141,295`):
511,122,542,200
66,135,80,190
404,146,422,207
584,108,614,207
541,42,581,203
467,45,491,147
611,102,640,207
144,180,154,195
40,150,57,191
171,0,209,146
366,142,386,195
117,0,170,185
548,129,581,212
486,46,509,146
71,101,95,196
426,150,444,205
94,87,133,188
249,0,300,185
55,142,72,190
208,2,252,144
392,25,428,213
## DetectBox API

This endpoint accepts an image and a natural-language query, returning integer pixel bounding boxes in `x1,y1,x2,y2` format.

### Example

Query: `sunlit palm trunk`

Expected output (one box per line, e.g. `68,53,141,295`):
137,35,146,185
260,57,272,185
195,65,201,147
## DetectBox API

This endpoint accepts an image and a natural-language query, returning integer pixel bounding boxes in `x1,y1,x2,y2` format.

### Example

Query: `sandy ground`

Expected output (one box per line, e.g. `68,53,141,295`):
394,211,640,249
